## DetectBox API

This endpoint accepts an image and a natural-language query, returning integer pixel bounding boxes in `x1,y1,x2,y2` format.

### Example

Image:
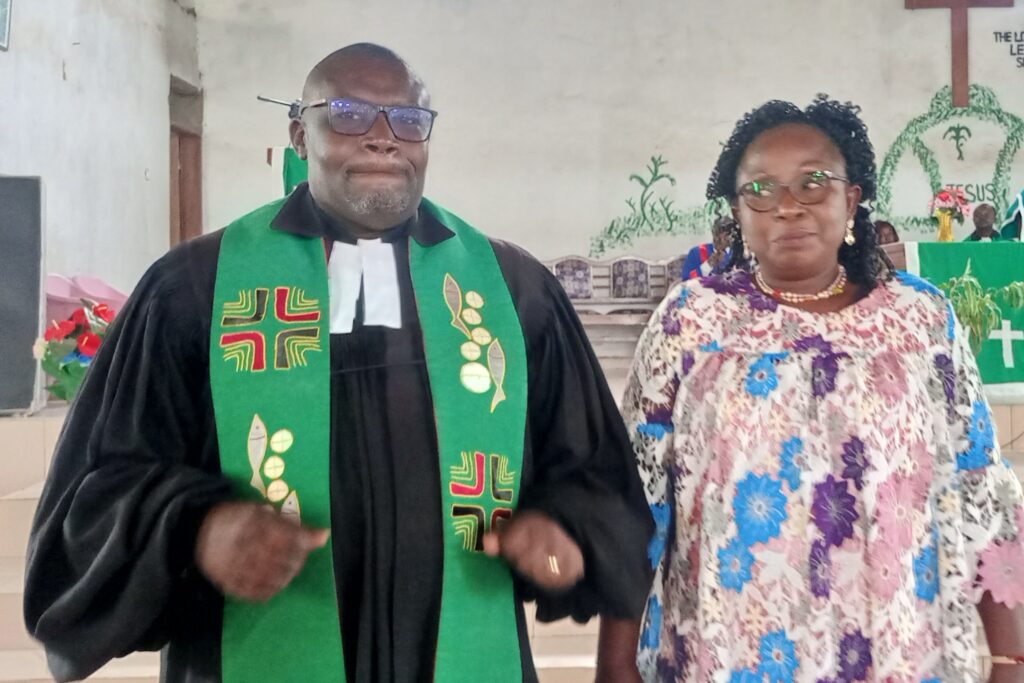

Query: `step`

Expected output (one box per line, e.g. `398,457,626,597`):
0,489,39,559
0,557,31,651
0,649,160,683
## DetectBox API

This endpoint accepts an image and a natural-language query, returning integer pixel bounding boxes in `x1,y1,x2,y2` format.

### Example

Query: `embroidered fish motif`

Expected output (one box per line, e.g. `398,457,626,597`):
488,339,506,412
443,273,472,340
281,490,301,523
247,414,268,496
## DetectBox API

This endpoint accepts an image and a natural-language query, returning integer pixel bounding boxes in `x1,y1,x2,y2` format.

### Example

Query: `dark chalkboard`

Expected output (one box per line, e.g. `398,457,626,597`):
0,176,43,413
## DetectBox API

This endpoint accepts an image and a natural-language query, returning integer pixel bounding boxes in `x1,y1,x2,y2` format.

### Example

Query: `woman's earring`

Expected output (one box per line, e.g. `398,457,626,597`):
742,235,758,268
844,218,856,246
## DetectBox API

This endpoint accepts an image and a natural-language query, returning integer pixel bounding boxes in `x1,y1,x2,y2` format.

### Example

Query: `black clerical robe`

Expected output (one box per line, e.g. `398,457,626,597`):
24,184,653,683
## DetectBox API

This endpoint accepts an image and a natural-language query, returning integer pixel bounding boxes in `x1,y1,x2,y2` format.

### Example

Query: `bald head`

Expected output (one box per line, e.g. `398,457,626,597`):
974,203,996,233
302,43,429,107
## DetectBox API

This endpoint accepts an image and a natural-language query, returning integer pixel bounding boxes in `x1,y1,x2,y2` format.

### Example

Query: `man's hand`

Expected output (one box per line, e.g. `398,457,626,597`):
194,501,329,602
482,511,584,592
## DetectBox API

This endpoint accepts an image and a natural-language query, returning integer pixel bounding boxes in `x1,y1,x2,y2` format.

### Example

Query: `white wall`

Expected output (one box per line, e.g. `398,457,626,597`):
194,1,1023,260
0,0,200,292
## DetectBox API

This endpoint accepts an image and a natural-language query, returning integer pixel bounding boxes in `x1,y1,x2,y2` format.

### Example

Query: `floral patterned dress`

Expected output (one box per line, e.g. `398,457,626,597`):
624,270,1024,683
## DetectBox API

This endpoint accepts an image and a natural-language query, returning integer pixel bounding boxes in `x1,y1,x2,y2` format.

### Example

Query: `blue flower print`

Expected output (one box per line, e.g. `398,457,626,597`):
648,503,671,569
759,630,800,683
730,669,761,683
945,302,956,341
734,473,788,546
914,544,939,603
718,538,755,592
896,271,943,297
700,340,724,353
637,423,673,440
957,400,994,471
676,287,690,309
779,437,803,490
746,352,789,398
640,595,661,650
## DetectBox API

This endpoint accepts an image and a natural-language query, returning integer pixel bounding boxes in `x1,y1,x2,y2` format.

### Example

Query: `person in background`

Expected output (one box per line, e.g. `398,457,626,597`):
1000,189,1023,241
874,219,899,245
680,216,734,280
964,203,1003,242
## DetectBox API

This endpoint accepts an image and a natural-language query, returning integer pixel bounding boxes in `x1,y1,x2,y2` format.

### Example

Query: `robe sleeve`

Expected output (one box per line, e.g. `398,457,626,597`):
23,243,234,682
512,260,654,623
945,309,1024,608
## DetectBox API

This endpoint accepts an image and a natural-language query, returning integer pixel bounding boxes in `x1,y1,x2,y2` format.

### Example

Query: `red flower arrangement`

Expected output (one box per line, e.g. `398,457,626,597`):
34,301,117,400
929,186,972,224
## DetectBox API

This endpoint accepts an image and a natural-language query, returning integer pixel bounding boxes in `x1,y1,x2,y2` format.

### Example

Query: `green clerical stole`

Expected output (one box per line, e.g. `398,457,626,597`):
209,197,528,682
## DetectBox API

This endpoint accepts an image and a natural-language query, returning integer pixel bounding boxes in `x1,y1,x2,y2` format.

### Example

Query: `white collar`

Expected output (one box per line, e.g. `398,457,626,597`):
326,239,402,334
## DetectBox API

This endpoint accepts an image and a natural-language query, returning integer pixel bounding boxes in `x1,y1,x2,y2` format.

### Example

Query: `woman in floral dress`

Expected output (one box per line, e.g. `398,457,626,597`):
597,97,1024,683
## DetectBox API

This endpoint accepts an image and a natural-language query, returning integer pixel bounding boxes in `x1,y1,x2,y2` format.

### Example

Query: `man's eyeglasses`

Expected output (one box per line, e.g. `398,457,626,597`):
298,98,438,143
737,170,851,212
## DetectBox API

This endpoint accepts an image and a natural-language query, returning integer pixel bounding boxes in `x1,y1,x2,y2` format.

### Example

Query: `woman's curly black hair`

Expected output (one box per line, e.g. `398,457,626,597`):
707,94,894,288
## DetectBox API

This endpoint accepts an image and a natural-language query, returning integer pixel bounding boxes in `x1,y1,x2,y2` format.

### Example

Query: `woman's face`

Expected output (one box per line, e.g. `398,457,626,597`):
876,223,898,245
733,123,861,283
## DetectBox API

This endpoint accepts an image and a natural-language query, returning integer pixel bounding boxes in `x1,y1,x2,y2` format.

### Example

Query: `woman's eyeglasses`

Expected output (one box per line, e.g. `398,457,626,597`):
737,170,851,212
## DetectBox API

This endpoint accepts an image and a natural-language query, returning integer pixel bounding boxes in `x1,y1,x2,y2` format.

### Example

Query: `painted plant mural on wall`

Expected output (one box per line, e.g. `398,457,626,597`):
589,156,728,257
591,85,1023,256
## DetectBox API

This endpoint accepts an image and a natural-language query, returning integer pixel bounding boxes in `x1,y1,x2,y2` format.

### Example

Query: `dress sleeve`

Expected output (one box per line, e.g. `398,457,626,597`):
23,251,234,681
947,311,1024,608
514,267,654,623
621,287,686,671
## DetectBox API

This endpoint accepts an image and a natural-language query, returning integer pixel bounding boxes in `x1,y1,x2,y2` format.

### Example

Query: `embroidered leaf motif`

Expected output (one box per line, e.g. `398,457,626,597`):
488,338,507,412
247,414,268,496
281,490,301,523
443,273,472,340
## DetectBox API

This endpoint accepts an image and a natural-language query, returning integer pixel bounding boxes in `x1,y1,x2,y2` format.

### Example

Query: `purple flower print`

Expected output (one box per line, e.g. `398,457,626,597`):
934,354,955,405
705,269,755,296
809,539,831,598
838,630,872,682
812,475,859,548
811,352,846,398
841,437,867,491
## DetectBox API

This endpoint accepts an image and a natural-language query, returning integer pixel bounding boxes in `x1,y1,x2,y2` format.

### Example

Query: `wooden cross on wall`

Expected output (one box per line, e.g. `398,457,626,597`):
906,0,1015,108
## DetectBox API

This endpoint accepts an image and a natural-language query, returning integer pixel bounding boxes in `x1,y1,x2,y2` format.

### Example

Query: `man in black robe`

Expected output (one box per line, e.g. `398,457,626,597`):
24,43,652,682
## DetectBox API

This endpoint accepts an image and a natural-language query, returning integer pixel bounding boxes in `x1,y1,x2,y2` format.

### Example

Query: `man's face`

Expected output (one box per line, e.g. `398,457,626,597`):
291,58,430,234
974,205,996,232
